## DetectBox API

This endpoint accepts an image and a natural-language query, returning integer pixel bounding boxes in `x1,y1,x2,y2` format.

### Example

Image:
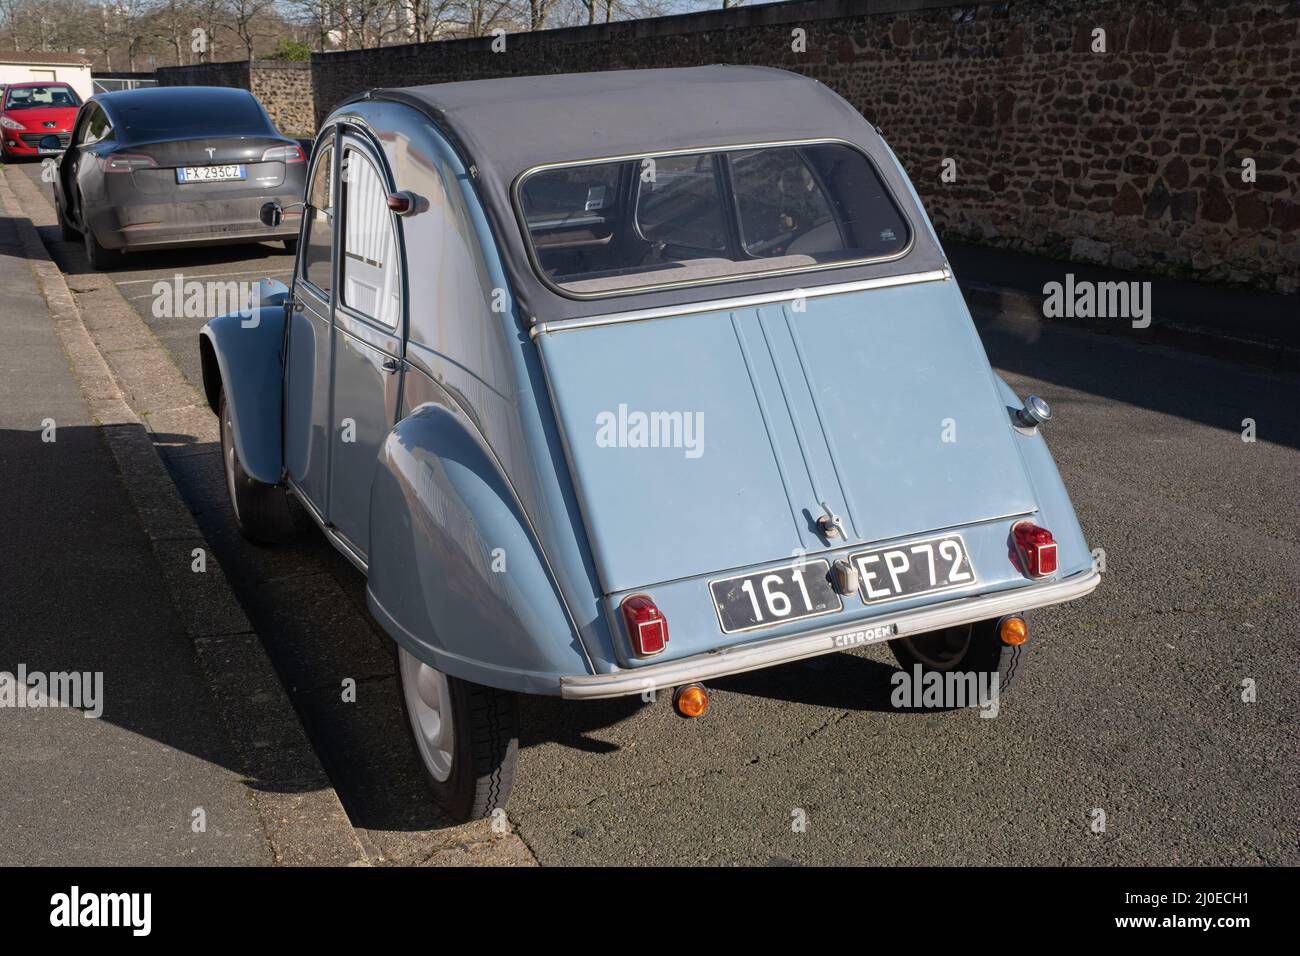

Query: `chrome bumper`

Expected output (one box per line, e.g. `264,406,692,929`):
559,568,1101,700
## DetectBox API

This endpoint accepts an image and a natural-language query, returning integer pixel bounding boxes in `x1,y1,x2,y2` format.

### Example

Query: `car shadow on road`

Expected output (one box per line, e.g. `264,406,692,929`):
39,223,292,278
711,652,920,712
972,301,1300,451
148,427,654,833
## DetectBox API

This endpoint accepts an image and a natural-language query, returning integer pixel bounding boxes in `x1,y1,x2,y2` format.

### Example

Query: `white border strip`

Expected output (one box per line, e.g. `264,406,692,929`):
531,267,952,338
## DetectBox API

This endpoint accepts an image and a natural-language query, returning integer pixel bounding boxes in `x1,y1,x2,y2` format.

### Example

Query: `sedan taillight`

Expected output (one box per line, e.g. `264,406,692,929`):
1012,521,1058,578
99,152,157,173
621,594,668,657
261,144,305,164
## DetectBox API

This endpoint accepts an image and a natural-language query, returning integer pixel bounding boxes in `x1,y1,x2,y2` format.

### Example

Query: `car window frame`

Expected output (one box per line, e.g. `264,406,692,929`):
336,140,404,334
297,137,337,304
77,103,112,146
630,151,733,256
511,137,915,300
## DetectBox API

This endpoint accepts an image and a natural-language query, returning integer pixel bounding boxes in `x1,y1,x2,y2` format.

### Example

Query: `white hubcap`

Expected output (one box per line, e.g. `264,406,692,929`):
221,403,241,523
398,648,455,783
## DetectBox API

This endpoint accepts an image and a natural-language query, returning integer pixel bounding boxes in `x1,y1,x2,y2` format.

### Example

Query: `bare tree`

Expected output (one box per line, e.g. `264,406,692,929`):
189,0,226,61
457,0,517,37
224,0,275,60
292,0,335,50
526,0,556,31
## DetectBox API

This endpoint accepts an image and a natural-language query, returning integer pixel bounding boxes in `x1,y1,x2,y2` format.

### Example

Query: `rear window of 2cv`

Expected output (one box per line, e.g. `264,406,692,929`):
516,141,912,297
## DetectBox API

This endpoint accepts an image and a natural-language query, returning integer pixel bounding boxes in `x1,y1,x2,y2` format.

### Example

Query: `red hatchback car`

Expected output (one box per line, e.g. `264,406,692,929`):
1,82,82,158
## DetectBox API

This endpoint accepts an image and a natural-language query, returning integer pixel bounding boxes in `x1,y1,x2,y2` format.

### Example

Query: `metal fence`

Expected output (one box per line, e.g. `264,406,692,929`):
91,76,158,94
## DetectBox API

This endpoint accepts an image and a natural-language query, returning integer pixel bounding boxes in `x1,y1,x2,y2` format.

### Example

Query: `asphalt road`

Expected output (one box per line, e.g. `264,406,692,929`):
14,160,1299,866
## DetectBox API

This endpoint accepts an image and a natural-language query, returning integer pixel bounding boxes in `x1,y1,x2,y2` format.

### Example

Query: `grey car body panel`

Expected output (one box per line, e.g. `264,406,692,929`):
368,402,593,692
198,282,289,485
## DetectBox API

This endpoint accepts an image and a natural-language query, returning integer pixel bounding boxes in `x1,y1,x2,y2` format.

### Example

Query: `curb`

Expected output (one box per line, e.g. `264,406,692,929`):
1,167,369,867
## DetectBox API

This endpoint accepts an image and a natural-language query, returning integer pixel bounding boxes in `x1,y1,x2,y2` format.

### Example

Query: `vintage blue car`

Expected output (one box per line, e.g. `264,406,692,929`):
200,66,1099,820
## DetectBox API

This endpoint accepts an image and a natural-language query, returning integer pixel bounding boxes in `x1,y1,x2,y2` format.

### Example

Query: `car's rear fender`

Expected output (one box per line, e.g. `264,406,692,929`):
198,280,290,485
990,373,1092,575
366,402,592,696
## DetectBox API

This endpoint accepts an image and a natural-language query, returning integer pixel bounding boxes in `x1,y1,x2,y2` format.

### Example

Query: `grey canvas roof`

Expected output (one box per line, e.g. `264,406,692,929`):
352,66,946,321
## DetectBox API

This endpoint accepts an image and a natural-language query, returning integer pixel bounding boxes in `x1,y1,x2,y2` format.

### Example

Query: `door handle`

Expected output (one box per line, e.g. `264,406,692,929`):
381,358,402,374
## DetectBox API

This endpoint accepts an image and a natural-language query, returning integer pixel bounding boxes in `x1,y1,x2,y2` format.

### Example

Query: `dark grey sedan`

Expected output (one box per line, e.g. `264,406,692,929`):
51,86,307,269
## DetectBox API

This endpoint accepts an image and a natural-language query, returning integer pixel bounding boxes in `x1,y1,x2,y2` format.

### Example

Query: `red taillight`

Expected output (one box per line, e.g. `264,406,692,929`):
99,152,156,173
261,144,305,164
621,594,668,657
1012,522,1058,577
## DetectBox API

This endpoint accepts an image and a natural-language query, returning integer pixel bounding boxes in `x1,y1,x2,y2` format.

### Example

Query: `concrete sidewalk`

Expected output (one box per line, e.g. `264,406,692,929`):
0,177,364,865
0,205,278,863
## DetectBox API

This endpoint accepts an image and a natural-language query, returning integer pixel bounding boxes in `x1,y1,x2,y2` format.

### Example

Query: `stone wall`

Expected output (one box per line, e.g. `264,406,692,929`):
156,60,315,137
248,61,315,137
179,0,1300,291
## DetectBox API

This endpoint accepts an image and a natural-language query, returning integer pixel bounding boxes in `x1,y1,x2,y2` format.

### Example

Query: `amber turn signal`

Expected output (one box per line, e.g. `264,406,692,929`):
999,616,1028,646
673,683,709,718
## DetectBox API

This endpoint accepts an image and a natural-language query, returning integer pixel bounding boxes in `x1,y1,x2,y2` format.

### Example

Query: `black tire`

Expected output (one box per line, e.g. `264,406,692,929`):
282,236,299,256
56,200,78,242
218,390,295,544
889,616,1028,705
396,646,519,822
83,223,122,270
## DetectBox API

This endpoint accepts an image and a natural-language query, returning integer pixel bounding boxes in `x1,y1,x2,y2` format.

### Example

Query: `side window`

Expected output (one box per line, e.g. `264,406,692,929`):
636,153,728,253
79,105,111,146
303,144,334,295
340,147,400,329
730,148,839,258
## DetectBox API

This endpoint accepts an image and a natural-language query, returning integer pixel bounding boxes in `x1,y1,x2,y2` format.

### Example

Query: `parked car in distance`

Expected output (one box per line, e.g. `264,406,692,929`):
1,81,81,159
50,86,306,269
201,66,1100,821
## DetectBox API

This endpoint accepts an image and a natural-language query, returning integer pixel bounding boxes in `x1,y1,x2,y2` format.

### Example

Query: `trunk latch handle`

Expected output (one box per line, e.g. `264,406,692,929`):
816,504,845,541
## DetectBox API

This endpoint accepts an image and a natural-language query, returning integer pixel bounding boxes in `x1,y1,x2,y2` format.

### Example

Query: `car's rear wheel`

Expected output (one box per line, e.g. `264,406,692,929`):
82,223,122,271
397,645,519,822
219,389,295,544
889,616,1028,703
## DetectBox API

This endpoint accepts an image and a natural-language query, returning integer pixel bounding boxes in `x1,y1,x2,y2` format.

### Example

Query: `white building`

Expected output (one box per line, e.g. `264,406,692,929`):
0,51,94,101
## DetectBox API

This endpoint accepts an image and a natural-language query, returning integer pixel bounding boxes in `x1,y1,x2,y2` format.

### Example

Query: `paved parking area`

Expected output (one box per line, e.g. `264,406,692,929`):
9,159,1298,866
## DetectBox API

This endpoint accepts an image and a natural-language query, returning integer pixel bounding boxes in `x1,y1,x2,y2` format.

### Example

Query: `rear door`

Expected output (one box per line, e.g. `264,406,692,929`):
536,277,1038,596
284,136,336,512
324,133,405,560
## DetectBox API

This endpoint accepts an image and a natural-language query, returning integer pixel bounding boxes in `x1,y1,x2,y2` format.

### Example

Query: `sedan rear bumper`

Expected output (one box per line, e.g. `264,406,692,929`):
89,164,304,251
118,220,299,251
96,200,300,251
559,567,1101,699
